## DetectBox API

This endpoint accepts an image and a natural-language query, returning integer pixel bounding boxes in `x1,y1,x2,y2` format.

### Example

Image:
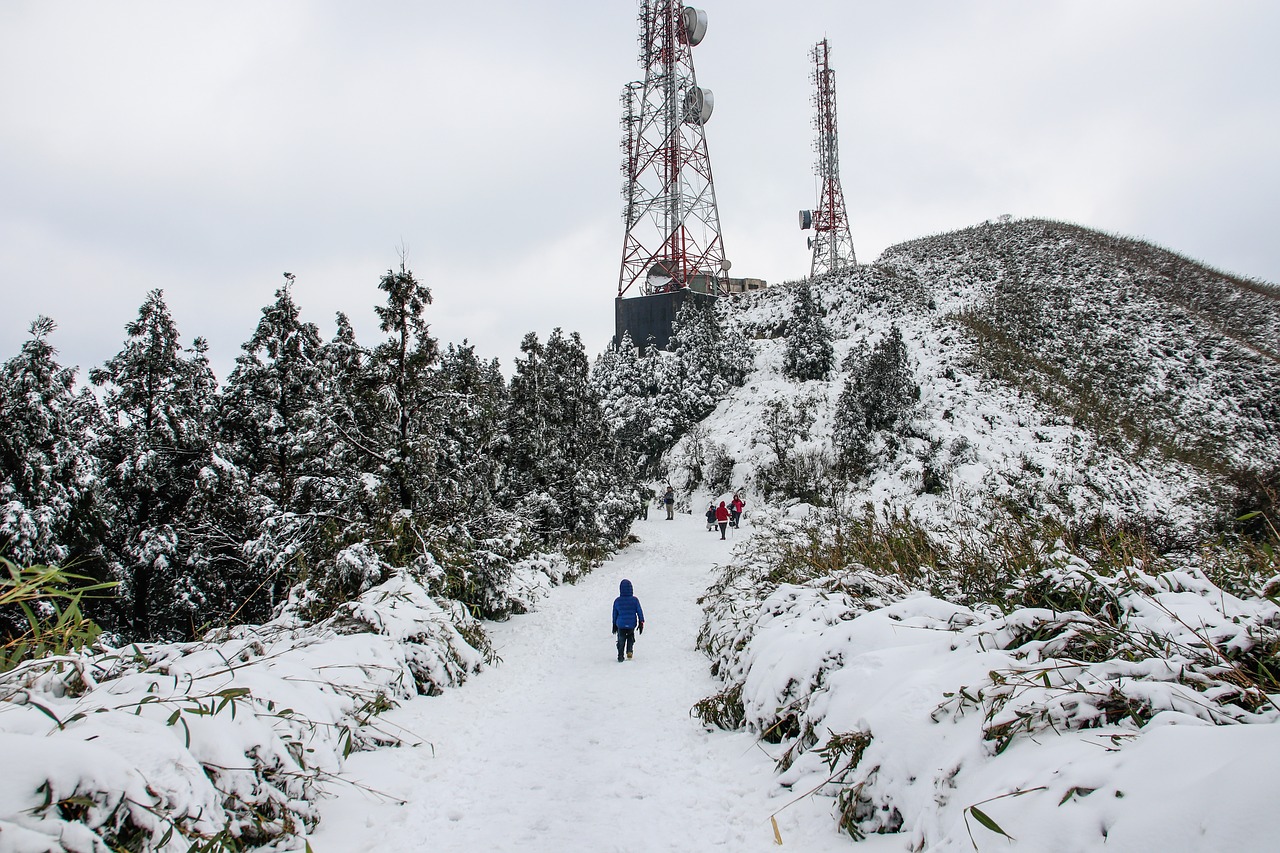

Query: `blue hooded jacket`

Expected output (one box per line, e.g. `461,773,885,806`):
612,579,645,630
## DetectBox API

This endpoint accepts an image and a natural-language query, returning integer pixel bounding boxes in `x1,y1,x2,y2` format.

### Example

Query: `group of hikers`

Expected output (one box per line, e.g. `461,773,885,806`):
652,484,746,540
704,493,745,540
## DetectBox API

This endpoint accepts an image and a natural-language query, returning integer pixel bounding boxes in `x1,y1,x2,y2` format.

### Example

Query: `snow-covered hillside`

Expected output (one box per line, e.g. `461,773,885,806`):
671,218,1280,538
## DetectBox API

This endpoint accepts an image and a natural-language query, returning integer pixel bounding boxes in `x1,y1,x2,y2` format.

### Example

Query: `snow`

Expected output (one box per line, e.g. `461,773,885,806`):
3,506,1279,851
669,218,1280,542
305,511,872,853
6,219,1276,850
306,507,1280,853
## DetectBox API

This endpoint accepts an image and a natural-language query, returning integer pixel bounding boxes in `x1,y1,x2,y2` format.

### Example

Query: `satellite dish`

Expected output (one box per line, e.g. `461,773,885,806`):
683,86,714,125
681,7,708,45
720,258,733,271
646,260,677,292
799,210,813,230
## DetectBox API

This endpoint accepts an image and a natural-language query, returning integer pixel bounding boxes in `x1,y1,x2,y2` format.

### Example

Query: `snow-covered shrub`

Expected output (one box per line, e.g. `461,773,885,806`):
409,515,575,620
696,506,1280,848
0,570,490,852
956,548,1280,747
754,398,829,503
695,507,918,755
674,423,711,491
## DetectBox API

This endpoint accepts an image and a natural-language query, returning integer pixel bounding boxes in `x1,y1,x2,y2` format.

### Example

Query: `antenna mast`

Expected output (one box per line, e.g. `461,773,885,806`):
618,0,728,298
799,38,856,277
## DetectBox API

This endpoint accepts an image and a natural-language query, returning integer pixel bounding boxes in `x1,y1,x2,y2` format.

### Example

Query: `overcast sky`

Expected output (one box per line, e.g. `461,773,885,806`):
2,1,1277,382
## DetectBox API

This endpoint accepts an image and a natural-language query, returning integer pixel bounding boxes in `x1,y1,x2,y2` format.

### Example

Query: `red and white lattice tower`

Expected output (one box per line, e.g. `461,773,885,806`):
799,38,857,277
618,1,728,298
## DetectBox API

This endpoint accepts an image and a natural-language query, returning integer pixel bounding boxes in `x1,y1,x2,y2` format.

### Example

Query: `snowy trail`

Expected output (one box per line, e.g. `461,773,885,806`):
307,513,886,853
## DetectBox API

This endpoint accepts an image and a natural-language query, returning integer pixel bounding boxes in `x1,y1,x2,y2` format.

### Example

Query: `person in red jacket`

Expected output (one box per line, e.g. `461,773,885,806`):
729,493,745,528
715,500,730,539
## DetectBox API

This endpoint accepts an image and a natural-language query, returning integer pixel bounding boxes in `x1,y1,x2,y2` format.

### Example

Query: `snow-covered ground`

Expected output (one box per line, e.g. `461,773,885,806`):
5,499,1277,852
306,509,884,853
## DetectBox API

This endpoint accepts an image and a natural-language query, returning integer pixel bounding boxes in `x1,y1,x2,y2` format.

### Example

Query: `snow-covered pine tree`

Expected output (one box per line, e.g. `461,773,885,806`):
543,329,633,543
174,336,256,629
434,341,507,522
667,298,752,429
504,331,555,533
506,330,635,549
832,341,871,474
593,331,664,476
291,263,446,610
833,326,919,475
0,317,103,569
219,284,327,619
274,311,390,614
221,284,325,513
89,291,226,639
782,280,834,381
640,339,683,463
368,262,440,516
312,311,378,522
594,332,644,445
861,326,918,432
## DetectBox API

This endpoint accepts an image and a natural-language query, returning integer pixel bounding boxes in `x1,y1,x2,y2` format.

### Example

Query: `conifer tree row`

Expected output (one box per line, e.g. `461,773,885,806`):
0,268,637,642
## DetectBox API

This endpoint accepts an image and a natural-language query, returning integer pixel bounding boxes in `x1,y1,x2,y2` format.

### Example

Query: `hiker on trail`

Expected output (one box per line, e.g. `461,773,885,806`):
611,578,645,662
705,502,717,532
639,486,653,520
729,493,745,528
715,501,730,539
663,485,675,520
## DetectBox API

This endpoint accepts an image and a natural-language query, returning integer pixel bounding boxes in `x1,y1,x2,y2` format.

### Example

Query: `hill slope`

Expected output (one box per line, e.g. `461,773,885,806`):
676,218,1280,538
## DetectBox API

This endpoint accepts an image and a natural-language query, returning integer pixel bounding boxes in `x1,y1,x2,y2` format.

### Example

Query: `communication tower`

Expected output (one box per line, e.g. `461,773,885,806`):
798,38,857,277
617,0,728,299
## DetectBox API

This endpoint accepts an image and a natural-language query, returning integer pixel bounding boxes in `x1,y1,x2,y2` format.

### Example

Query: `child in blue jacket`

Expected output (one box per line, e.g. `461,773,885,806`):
612,578,645,662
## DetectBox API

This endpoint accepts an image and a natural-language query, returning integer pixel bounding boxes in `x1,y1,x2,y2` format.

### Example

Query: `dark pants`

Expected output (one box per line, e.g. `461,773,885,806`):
616,627,636,660
730,510,741,528
718,521,728,539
